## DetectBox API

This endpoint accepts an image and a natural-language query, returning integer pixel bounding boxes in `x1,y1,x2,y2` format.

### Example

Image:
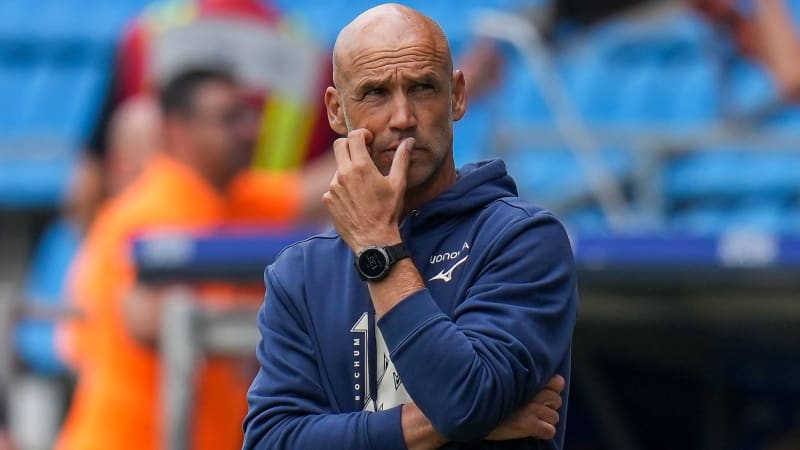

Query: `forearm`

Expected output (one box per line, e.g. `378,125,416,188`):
756,0,800,95
368,258,425,317
121,284,163,348
244,405,406,450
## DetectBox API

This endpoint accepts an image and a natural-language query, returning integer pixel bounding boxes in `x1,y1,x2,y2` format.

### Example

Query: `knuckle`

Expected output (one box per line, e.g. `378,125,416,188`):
348,129,365,140
351,160,368,172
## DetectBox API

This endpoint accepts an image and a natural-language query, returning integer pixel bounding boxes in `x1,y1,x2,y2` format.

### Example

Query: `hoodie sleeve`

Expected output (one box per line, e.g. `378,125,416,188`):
242,264,406,450
377,211,578,443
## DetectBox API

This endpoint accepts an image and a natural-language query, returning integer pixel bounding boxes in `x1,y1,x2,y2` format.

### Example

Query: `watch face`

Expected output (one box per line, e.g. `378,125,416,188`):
358,248,389,279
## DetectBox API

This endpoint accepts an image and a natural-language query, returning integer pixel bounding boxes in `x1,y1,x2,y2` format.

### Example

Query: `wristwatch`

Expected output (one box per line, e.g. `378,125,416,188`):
354,243,410,281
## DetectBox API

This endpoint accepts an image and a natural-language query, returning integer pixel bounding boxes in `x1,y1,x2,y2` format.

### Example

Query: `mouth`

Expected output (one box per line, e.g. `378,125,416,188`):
379,144,426,156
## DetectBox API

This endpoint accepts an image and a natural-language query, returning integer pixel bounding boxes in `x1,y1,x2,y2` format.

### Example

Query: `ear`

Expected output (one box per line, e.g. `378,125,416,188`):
324,86,348,135
451,70,466,122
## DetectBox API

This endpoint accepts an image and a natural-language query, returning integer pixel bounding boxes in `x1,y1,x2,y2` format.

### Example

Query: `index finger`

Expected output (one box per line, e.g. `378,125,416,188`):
544,375,565,394
333,138,352,172
346,129,374,166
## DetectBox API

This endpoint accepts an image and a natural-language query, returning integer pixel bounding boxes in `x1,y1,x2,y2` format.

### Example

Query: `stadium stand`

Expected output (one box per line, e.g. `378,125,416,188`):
0,0,152,208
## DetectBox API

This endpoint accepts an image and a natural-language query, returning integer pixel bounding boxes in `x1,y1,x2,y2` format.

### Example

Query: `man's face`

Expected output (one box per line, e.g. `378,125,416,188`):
184,80,256,186
327,34,466,190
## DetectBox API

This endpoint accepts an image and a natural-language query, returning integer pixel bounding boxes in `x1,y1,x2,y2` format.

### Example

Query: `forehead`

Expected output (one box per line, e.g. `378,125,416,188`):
336,12,452,86
193,80,239,106
342,42,448,89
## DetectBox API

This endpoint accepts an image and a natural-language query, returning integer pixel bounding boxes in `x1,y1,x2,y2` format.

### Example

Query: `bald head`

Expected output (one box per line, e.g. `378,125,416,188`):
332,3,453,89
106,95,162,195
323,3,466,199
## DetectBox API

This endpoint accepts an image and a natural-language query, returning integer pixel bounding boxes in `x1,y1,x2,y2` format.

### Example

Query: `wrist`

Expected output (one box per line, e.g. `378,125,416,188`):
401,403,449,450
355,242,411,283
367,259,425,317
351,229,402,254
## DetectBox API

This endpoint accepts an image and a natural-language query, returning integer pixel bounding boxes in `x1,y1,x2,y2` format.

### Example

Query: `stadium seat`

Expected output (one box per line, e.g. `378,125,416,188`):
0,0,141,209
16,61,108,140
502,146,633,205
0,61,31,134
723,59,780,118
670,197,794,233
497,51,551,123
14,220,81,375
665,150,800,202
0,142,78,207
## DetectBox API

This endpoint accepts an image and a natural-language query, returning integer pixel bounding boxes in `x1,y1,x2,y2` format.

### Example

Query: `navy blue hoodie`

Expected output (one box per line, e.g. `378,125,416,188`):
243,159,578,449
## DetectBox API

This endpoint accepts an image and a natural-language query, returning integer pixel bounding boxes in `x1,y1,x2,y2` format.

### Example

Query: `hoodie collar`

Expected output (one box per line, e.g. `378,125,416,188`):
405,159,518,230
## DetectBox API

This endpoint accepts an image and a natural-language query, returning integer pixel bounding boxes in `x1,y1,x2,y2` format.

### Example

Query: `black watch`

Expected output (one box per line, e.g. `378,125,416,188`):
354,243,410,282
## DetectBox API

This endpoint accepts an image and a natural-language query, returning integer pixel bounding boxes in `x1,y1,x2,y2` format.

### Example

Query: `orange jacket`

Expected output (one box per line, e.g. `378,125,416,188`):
55,154,300,450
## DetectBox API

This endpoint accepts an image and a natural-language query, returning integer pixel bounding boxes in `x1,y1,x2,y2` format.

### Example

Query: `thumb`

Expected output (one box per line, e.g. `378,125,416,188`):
389,137,414,186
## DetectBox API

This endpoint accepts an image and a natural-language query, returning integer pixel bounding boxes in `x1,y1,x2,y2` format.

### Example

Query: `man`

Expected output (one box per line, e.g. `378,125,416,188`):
56,68,328,450
244,4,578,450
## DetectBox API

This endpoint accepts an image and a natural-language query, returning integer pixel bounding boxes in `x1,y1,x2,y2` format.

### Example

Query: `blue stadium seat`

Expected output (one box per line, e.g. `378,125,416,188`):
665,150,800,202
0,0,141,209
453,98,494,165
14,219,81,375
723,59,780,118
0,0,33,51
670,197,794,233
0,61,32,134
0,142,78,207
0,58,106,206
764,106,800,131
559,52,623,122
19,61,111,141
497,51,551,123
669,59,719,124
587,8,714,64
503,146,633,205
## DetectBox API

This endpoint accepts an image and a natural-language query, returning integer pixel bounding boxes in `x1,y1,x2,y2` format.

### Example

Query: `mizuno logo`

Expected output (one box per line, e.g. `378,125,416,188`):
429,255,469,283
429,242,470,264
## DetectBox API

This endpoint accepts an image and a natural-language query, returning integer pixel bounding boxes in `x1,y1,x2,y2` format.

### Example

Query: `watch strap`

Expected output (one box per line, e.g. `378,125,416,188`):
384,242,410,264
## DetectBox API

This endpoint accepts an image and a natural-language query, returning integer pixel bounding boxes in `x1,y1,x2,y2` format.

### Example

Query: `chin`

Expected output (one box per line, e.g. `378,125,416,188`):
405,164,437,190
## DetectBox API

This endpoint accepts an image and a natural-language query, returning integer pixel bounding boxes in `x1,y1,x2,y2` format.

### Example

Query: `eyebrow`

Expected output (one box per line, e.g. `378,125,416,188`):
407,71,441,85
353,74,393,95
353,69,443,95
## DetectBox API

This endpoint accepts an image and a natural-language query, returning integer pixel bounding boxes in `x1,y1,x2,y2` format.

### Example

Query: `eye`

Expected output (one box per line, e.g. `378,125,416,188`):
362,88,385,99
411,83,436,94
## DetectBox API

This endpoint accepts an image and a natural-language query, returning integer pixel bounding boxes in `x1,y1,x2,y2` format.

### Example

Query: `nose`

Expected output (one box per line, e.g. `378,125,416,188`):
388,91,418,132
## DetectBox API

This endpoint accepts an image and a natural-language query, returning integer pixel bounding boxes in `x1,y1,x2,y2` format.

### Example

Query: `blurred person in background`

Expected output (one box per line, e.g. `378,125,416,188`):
460,0,667,101
89,0,337,172
691,0,800,101
461,0,800,104
10,94,163,450
56,95,163,372
55,67,331,450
